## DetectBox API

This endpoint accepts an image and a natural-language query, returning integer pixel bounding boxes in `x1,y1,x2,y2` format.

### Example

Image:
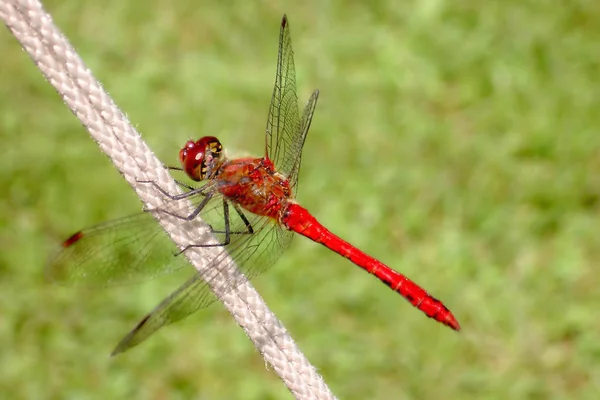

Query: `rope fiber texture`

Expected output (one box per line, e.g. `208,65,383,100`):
0,1,336,398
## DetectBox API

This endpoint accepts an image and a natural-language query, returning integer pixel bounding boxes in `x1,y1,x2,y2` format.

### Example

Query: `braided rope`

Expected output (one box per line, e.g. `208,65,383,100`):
0,1,335,398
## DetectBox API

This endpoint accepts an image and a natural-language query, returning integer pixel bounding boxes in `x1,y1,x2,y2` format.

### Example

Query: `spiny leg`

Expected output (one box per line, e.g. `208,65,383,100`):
174,180,196,191
164,165,183,172
181,201,255,254
210,203,254,235
164,166,197,191
137,179,215,222
137,180,255,254
137,179,207,202
151,191,214,224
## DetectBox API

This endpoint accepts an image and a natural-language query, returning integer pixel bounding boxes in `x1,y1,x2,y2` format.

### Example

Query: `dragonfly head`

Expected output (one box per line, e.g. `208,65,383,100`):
179,136,224,181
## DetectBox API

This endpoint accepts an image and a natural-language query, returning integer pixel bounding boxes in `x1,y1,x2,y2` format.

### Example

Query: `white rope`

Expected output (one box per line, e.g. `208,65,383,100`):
0,1,336,398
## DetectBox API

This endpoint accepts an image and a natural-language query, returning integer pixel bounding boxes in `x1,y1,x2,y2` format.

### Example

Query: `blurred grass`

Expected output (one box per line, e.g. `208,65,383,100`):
1,0,600,398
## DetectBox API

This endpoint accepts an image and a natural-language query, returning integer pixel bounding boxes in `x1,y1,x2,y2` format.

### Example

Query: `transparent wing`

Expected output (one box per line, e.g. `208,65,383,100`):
47,213,185,286
47,180,294,354
265,15,299,174
112,217,293,355
288,90,319,191
265,15,319,193
47,182,253,286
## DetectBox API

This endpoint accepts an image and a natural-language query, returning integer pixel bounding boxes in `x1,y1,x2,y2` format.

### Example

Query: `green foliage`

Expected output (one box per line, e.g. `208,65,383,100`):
1,0,599,398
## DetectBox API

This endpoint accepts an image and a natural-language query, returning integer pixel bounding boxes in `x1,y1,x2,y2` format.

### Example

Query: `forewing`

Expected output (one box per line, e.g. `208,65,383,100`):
265,16,319,193
112,215,294,355
47,184,226,286
265,15,300,178
47,213,186,286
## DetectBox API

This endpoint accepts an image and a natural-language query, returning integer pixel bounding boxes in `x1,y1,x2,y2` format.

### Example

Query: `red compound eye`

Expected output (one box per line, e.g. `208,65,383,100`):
178,136,222,181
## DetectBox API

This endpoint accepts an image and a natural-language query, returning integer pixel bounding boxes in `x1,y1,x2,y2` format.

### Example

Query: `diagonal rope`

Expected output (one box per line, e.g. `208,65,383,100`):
0,1,336,398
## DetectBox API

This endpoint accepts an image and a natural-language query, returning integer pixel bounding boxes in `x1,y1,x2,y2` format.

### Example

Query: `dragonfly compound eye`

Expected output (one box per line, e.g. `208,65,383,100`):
180,136,223,181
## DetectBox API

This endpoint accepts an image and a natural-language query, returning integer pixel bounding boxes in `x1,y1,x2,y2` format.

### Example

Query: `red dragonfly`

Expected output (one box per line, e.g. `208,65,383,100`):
48,15,460,355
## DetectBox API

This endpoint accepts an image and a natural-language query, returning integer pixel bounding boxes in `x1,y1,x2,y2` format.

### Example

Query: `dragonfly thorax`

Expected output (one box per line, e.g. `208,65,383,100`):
179,136,225,181
217,157,293,221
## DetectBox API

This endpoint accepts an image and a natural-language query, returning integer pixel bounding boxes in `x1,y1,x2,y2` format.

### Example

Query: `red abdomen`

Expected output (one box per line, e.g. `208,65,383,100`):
280,203,460,330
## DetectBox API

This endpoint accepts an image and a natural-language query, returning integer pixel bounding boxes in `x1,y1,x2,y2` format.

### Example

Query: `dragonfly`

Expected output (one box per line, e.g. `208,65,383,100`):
48,15,460,356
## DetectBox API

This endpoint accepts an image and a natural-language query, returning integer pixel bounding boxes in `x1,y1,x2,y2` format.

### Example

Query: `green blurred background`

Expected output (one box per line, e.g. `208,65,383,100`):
1,0,599,398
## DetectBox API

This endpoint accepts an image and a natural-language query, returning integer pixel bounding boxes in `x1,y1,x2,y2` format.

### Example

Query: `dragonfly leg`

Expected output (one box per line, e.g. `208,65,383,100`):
164,164,183,172
177,201,254,254
164,166,197,190
209,203,254,235
174,179,196,191
152,192,214,224
137,179,207,201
